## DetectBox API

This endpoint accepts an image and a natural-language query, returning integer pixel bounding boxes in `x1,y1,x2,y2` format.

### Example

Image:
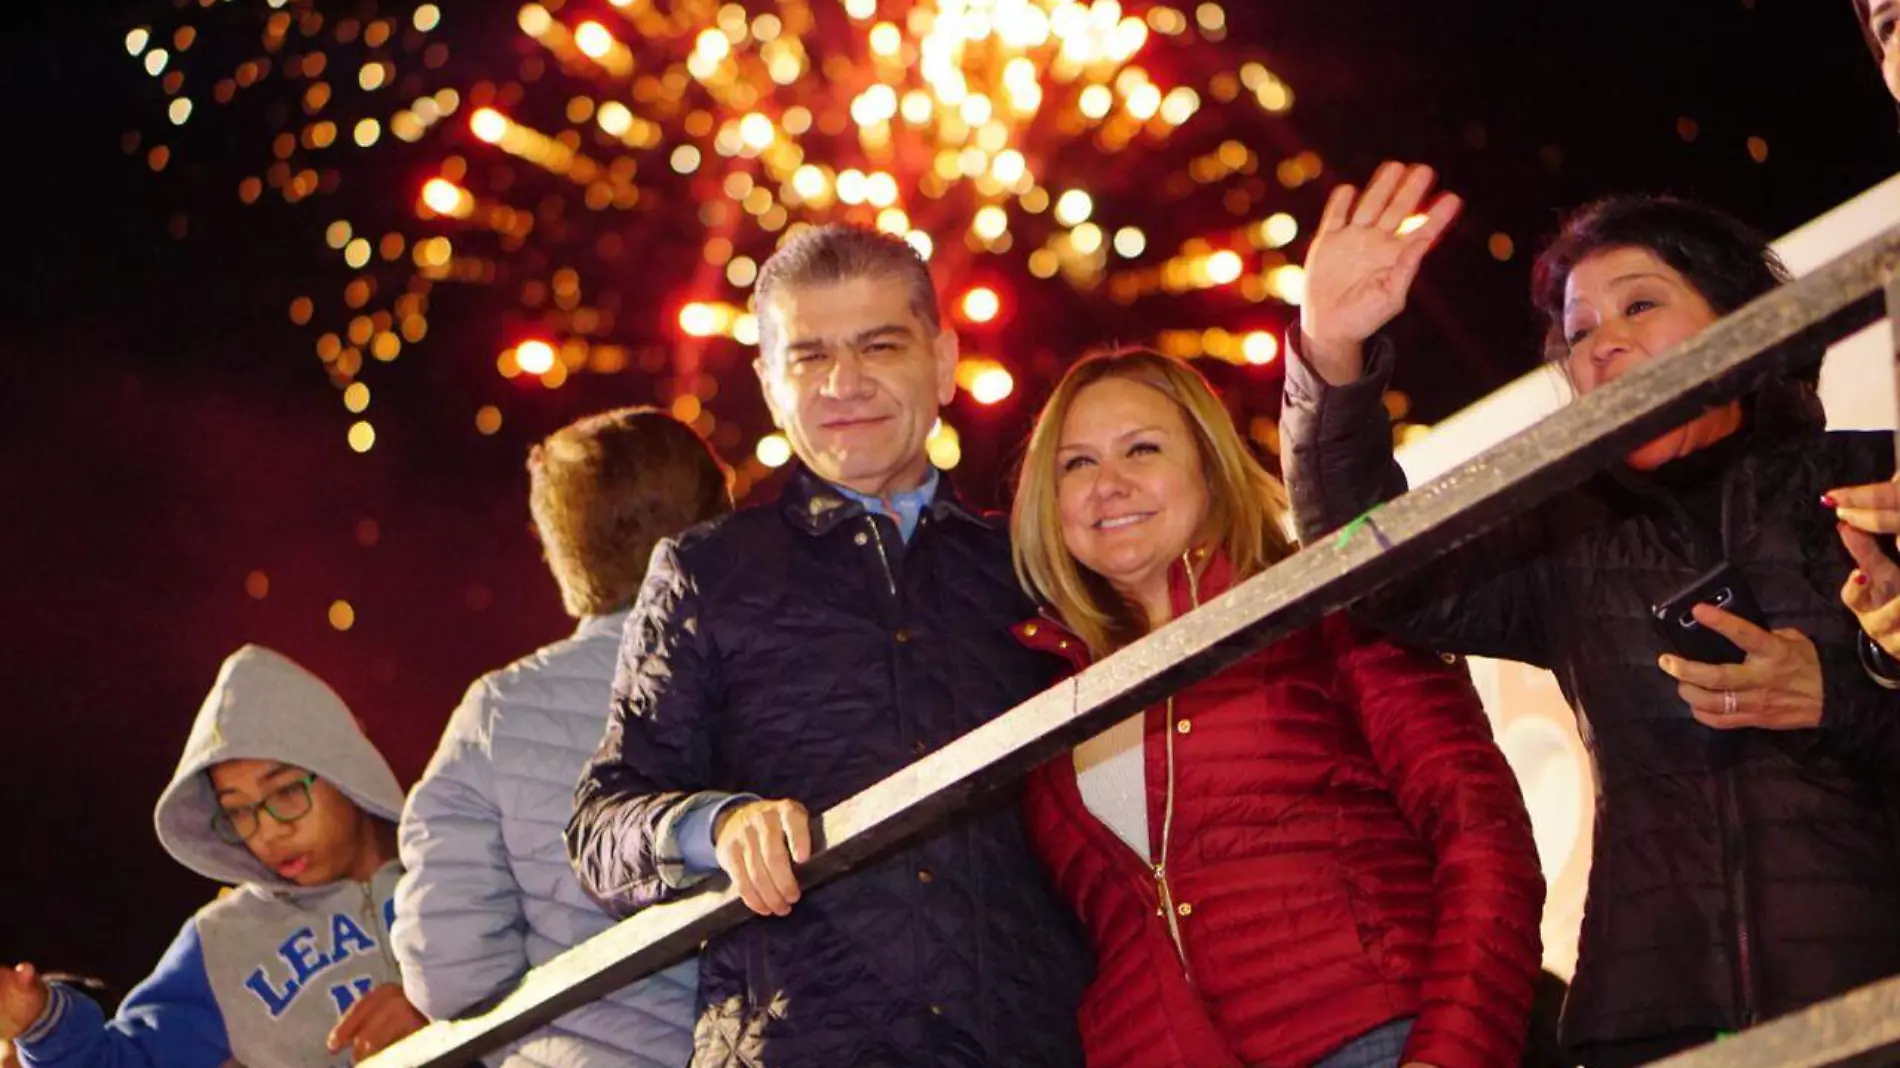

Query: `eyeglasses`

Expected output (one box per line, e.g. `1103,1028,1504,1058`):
211,772,319,844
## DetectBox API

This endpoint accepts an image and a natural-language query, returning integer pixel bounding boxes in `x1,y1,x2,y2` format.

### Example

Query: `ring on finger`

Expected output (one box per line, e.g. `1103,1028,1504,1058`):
1723,689,1738,716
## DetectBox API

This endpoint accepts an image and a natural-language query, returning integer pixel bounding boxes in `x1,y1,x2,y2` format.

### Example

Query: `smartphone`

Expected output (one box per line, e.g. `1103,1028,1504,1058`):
1650,562,1768,666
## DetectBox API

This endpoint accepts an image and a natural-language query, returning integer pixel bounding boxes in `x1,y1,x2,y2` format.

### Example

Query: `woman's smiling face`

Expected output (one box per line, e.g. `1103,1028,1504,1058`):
1053,376,1210,611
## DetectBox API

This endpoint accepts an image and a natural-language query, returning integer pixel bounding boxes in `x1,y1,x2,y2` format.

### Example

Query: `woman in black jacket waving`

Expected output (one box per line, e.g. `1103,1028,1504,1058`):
1280,164,1900,1068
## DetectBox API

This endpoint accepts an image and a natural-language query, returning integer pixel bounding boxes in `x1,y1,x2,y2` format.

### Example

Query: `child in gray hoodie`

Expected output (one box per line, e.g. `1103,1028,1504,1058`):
0,645,425,1067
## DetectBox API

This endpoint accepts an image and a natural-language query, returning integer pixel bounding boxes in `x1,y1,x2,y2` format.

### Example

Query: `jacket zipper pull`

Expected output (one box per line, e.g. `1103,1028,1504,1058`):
865,517,898,598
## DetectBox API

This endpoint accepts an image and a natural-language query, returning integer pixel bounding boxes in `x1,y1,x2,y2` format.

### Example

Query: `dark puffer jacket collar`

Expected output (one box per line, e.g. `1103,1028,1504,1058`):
779,463,989,538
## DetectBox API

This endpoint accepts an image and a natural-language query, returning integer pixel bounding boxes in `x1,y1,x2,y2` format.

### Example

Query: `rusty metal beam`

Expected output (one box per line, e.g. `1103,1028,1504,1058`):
364,225,1900,1068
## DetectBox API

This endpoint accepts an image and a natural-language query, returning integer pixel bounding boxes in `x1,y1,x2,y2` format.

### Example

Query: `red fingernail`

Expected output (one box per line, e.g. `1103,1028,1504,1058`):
1856,571,1870,586
1821,495,1839,508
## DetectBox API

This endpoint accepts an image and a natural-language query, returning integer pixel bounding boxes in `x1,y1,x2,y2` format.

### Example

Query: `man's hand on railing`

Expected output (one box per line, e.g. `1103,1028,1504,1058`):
714,799,812,916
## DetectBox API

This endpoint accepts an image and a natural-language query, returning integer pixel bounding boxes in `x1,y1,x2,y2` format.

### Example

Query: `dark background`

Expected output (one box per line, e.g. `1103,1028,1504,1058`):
0,0,1887,997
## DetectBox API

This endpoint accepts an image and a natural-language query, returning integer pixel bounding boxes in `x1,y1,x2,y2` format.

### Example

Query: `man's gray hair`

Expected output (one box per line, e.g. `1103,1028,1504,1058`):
753,224,943,357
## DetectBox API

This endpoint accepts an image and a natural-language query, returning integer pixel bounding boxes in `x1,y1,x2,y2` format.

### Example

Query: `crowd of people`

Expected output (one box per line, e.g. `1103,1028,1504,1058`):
6,8,1900,1068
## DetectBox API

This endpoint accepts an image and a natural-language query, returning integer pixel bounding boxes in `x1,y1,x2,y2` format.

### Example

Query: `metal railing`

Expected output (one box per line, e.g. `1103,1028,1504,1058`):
1651,973,1900,1068
365,220,1900,1068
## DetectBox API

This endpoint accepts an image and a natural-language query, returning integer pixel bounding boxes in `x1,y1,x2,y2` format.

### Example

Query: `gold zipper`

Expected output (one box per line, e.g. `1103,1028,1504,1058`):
1154,693,1187,968
1152,550,1203,974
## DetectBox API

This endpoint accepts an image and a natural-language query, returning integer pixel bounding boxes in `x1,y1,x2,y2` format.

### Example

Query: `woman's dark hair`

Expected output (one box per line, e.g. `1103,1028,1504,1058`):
1530,195,1791,362
1855,0,1879,58
1851,0,1900,126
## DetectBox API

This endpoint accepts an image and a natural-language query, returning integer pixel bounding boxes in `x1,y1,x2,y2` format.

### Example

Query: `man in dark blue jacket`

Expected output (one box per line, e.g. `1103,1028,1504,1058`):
567,224,1090,1068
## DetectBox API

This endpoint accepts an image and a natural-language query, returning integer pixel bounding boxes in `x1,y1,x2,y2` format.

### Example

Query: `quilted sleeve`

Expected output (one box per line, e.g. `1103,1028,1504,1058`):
1821,636,1900,773
1018,763,1084,908
392,680,530,1020
1328,615,1546,1068
567,537,728,917
1282,336,1558,667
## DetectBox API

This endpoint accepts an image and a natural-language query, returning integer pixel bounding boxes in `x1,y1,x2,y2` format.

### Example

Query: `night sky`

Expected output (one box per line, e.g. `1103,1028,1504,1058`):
1,0,1889,1002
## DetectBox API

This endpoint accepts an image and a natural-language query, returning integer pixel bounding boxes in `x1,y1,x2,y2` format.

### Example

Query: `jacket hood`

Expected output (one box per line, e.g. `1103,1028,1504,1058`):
154,645,405,888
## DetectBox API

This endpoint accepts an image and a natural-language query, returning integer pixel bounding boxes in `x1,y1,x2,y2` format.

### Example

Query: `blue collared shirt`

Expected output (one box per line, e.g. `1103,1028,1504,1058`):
831,467,941,543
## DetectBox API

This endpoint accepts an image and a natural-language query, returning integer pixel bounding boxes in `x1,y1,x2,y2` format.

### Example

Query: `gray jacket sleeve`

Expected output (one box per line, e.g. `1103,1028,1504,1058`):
392,682,529,1022
1281,336,1556,667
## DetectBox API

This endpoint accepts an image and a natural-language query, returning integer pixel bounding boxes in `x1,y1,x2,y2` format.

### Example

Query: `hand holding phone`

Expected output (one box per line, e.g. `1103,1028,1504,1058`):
1651,563,1768,666
1652,563,1827,731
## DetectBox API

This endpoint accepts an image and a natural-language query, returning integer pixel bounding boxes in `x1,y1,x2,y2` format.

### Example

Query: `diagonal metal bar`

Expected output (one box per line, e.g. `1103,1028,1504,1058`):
1649,974,1900,1068
364,224,1900,1068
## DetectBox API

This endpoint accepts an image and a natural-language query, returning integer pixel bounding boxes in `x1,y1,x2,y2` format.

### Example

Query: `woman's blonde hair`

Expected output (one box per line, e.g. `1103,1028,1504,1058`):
1011,348,1296,656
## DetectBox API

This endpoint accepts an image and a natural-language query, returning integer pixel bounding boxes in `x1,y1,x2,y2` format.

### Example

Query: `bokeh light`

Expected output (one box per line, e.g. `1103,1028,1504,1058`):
515,340,557,375
1241,330,1279,365
756,432,793,468
960,286,1002,324
969,366,1015,405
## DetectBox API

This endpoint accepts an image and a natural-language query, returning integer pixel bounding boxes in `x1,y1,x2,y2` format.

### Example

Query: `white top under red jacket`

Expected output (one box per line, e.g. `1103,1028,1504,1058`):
1014,548,1546,1068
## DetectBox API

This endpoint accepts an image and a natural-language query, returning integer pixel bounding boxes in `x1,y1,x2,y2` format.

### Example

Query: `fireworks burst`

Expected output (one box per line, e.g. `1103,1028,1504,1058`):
126,0,1322,492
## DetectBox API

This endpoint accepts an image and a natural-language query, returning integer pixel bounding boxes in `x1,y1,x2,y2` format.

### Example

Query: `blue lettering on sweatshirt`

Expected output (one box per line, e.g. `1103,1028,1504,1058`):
244,911,387,1018
329,975,376,1015
243,967,300,1019
330,913,375,963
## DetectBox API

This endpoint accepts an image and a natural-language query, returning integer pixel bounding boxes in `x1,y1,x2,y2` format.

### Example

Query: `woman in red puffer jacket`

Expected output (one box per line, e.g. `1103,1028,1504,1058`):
1009,348,1545,1068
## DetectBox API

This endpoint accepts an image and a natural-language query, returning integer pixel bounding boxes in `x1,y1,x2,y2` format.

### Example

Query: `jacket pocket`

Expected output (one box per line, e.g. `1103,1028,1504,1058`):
1175,859,1389,1015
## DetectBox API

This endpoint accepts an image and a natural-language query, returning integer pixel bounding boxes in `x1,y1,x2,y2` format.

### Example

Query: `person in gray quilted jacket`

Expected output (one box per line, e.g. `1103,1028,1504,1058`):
392,408,731,1068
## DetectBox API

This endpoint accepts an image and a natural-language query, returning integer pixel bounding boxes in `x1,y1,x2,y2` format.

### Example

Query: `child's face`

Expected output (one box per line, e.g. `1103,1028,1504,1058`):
208,759,373,887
